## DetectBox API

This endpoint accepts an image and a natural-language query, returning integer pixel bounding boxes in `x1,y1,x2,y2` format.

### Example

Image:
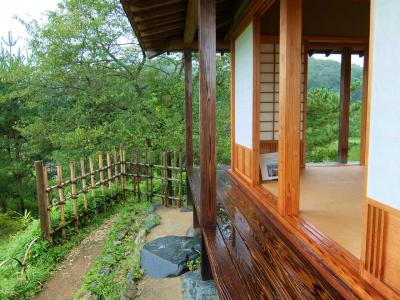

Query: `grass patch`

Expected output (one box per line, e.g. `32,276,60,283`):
0,213,31,247
0,192,128,300
75,200,152,299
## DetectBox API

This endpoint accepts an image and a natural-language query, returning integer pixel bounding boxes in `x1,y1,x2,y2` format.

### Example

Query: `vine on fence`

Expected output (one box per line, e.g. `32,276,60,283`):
35,145,186,242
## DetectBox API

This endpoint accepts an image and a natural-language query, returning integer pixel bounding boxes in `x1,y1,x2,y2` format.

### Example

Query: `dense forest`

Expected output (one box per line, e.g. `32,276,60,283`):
0,0,364,217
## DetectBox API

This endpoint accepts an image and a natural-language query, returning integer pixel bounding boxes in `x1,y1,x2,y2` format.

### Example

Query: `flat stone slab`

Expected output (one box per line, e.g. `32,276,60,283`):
141,236,201,278
182,271,219,300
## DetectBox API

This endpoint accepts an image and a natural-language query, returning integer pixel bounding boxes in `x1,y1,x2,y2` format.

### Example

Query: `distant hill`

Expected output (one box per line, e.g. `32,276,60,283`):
308,57,364,101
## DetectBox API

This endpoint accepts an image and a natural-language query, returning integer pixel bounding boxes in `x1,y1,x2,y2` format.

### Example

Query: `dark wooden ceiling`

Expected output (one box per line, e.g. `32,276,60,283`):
121,0,238,57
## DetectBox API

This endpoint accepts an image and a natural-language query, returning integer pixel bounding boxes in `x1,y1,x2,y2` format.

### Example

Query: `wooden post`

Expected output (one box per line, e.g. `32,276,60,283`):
56,165,67,239
69,161,79,229
35,161,52,241
89,156,96,197
278,0,302,216
98,152,105,194
120,144,126,199
163,152,168,206
42,166,52,239
184,50,193,177
198,0,216,228
80,158,89,217
360,48,369,166
113,147,119,191
149,151,154,202
166,152,173,206
135,151,141,200
145,150,149,201
106,151,112,193
179,152,183,207
338,47,352,164
89,155,97,214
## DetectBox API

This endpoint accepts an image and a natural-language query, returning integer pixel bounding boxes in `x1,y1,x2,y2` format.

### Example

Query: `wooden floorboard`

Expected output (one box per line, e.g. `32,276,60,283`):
190,168,385,299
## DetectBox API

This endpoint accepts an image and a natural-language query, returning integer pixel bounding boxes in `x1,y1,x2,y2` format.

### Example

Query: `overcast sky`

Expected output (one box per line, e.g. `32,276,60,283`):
0,0,60,51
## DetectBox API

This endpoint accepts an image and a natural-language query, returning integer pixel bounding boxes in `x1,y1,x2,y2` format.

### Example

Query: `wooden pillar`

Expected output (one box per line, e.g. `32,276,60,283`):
360,47,369,166
278,0,302,216
338,47,352,164
198,0,216,228
184,50,193,178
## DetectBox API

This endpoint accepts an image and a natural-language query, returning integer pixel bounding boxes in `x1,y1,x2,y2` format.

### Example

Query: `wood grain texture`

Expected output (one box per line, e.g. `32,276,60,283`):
198,0,216,228
361,199,400,298
184,51,193,176
338,47,352,164
226,169,386,299
230,40,236,173
252,16,261,185
190,168,351,299
278,0,302,216
233,144,252,182
360,46,369,166
183,0,198,44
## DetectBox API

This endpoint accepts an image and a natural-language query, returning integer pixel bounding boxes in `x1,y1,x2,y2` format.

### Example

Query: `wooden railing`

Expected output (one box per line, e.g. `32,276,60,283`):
35,145,186,241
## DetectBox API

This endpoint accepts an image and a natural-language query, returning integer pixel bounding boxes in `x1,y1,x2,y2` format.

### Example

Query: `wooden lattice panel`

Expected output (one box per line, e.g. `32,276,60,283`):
259,42,306,141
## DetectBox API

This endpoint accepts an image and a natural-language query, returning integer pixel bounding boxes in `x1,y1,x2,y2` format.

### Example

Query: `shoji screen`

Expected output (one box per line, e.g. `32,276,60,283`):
259,38,306,162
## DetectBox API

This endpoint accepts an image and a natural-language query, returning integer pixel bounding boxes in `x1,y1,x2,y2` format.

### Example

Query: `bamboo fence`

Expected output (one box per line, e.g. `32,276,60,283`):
35,145,186,241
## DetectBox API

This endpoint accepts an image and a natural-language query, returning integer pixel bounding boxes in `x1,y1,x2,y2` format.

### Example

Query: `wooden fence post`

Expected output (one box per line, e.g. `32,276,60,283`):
166,152,173,206
35,161,52,241
69,161,79,229
149,151,153,202
145,150,149,201
56,165,67,239
106,151,112,193
179,152,183,207
88,155,97,214
120,144,126,199
80,158,89,217
113,147,119,192
163,152,168,206
135,151,141,201
98,152,105,194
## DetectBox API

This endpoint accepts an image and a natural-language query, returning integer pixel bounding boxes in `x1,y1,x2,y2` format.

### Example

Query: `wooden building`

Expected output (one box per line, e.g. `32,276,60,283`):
121,0,400,298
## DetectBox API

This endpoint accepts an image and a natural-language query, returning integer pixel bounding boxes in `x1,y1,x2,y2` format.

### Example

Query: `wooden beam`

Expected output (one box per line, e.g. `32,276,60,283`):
360,46,369,166
198,0,216,228
184,50,193,176
278,0,302,216
338,47,352,164
252,17,261,185
184,0,198,44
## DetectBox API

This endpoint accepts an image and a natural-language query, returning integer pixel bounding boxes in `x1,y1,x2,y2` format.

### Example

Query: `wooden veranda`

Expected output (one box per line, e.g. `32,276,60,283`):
121,0,400,299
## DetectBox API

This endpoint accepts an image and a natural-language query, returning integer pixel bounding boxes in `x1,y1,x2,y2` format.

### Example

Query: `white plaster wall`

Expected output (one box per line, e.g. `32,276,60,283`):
235,23,253,149
367,0,400,209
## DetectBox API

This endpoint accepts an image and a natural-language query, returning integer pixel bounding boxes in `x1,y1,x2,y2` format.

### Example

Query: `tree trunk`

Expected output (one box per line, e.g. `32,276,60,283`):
0,200,6,213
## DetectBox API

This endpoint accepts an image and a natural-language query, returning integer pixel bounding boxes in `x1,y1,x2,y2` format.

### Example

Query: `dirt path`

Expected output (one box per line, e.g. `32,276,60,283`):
137,207,192,300
32,214,119,300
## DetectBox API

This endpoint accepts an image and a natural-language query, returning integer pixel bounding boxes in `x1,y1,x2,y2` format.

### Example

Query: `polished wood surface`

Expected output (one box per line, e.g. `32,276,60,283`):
184,51,193,176
190,168,346,299
252,17,261,185
360,46,369,166
361,198,400,298
198,0,216,228
338,47,352,164
233,144,252,183
278,0,302,216
183,0,198,45
226,168,386,299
